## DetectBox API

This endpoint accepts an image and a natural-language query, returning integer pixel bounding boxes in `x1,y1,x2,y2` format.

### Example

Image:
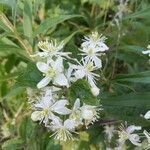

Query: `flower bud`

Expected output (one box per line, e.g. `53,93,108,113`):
91,86,100,96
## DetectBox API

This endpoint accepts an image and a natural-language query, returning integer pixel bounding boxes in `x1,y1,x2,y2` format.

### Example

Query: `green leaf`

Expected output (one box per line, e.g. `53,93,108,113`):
63,30,80,45
45,140,61,150
101,92,150,125
16,63,43,88
19,117,38,142
0,44,29,59
113,46,146,63
113,71,150,83
0,0,17,24
35,14,82,35
124,7,150,19
23,0,32,40
2,138,24,150
67,79,98,105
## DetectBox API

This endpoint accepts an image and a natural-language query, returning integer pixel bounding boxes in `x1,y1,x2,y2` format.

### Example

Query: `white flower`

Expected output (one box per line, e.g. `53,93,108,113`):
115,0,129,20
144,110,150,120
65,65,77,86
104,125,116,142
81,32,109,52
80,32,109,67
80,104,99,127
31,40,71,59
49,118,76,141
31,94,71,125
118,123,141,146
144,130,150,143
143,130,150,150
70,58,99,87
36,57,69,88
91,86,100,96
142,45,150,57
69,98,83,126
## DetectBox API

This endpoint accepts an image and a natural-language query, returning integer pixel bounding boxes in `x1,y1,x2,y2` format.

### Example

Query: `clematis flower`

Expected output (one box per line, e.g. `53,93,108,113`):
117,123,141,146
36,57,69,88
144,110,150,120
69,98,83,126
70,58,99,87
143,130,150,143
80,104,99,127
142,45,150,57
80,32,109,67
31,94,71,125
31,40,71,59
104,125,116,142
49,118,76,141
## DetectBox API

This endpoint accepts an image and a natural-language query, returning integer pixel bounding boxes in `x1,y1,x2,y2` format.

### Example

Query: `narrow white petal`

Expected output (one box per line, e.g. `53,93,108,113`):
73,98,80,110
142,50,150,54
36,62,49,73
74,70,85,79
54,57,63,71
87,75,96,87
93,56,102,68
52,100,71,115
64,119,75,131
97,42,109,52
129,134,141,146
37,76,51,89
143,130,150,143
144,110,150,119
54,73,69,86
126,125,141,134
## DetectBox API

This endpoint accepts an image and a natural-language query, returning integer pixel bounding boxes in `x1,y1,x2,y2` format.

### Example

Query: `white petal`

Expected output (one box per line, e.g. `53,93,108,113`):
50,117,62,131
51,100,71,115
64,119,75,131
53,57,63,71
143,130,150,142
31,111,43,121
37,76,51,89
129,134,141,146
36,62,49,73
54,73,69,86
144,110,150,119
74,69,85,79
73,98,80,110
142,50,150,54
87,75,96,87
66,66,73,79
97,42,109,52
126,125,141,134
55,107,71,115
92,56,102,68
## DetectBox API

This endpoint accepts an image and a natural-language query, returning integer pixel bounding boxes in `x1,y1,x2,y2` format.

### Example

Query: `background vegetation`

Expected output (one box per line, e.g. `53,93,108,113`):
0,0,150,149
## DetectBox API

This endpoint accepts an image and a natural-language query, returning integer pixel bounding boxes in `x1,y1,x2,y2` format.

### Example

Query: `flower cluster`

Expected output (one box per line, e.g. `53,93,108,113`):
27,32,108,141
103,110,150,149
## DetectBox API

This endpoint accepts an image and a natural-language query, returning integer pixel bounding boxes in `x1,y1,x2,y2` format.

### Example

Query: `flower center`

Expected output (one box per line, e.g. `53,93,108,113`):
85,62,94,72
46,68,56,77
54,128,73,141
42,108,49,116
87,49,94,56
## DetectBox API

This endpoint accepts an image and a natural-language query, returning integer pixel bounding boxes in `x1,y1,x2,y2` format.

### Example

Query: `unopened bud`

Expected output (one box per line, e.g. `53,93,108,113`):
91,86,100,96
